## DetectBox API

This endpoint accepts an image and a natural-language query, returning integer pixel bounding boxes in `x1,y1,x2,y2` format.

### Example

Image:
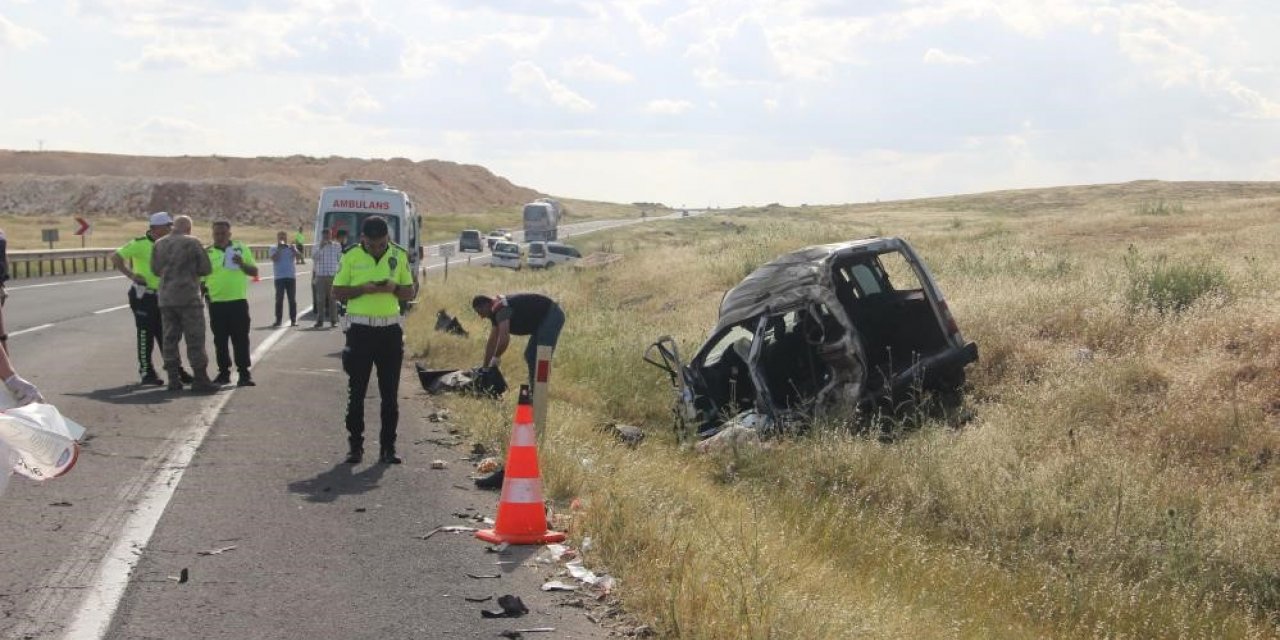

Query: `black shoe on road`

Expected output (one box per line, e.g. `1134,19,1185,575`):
140,373,165,387
167,381,183,392
378,452,403,465
212,371,232,385
270,322,281,328
237,376,256,387
178,370,194,384
474,467,504,489
345,449,363,464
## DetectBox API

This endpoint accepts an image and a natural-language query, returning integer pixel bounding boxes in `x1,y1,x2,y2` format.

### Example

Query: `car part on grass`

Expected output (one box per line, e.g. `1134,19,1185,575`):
648,236,978,441
434,309,468,337
415,363,507,397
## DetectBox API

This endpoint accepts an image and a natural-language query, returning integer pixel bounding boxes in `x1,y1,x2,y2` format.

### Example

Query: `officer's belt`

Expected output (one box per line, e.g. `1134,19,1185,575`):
347,315,402,327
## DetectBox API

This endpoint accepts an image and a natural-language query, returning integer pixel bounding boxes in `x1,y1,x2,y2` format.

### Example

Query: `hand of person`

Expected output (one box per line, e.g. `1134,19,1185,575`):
4,373,44,405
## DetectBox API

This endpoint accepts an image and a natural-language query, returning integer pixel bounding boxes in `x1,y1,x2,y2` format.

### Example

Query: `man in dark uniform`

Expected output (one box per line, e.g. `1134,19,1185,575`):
332,217,415,465
112,212,191,387
471,293,565,388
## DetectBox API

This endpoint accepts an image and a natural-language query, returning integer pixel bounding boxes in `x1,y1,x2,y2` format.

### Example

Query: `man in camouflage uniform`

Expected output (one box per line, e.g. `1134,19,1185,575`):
152,215,218,392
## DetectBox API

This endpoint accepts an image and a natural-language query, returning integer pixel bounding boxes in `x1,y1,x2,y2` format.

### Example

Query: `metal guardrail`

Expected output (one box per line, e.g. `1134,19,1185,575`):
5,244,312,280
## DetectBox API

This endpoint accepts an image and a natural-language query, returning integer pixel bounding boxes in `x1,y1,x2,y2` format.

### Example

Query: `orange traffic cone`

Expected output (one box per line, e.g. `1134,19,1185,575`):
476,385,565,545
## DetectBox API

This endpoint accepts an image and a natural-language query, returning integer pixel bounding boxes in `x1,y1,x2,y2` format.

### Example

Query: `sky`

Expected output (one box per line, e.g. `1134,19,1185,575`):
1,1,1278,207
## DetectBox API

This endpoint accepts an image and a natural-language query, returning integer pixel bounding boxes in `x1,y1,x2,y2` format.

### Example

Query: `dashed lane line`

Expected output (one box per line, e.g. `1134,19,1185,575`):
10,323,53,336
92,304,130,315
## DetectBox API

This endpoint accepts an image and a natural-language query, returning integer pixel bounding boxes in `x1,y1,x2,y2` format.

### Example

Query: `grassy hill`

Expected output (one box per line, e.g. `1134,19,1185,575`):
409,180,1280,638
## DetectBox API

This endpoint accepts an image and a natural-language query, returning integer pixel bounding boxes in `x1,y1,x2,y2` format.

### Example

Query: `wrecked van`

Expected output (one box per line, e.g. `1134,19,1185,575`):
647,236,977,439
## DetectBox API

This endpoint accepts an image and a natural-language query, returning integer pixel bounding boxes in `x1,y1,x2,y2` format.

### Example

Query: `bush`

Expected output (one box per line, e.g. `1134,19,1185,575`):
1134,200,1184,216
1124,249,1230,312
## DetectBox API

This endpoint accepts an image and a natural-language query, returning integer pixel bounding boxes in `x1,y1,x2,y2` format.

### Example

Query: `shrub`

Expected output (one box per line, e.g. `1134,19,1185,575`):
1124,250,1230,313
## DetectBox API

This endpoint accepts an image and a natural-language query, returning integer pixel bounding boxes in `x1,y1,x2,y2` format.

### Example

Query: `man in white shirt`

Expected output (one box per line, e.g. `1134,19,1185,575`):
312,229,343,328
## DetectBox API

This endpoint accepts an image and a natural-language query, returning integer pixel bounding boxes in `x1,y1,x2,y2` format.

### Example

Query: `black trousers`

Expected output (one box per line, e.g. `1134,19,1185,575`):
342,324,403,453
208,299,252,376
127,287,162,378
274,277,297,323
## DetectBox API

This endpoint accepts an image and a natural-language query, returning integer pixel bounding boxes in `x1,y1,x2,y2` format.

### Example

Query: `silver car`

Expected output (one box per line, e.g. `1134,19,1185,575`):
647,236,978,440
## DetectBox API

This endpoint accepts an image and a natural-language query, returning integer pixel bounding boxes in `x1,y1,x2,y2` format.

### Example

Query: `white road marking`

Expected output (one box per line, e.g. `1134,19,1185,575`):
7,275,125,291
92,304,130,315
19,308,314,640
10,323,53,336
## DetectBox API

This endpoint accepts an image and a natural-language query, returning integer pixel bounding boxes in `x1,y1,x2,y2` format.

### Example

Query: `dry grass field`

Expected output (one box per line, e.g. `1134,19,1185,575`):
0,214,290,251
407,180,1280,638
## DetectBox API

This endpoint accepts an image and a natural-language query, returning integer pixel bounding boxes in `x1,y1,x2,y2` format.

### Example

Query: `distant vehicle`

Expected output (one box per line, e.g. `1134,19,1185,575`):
489,240,523,270
458,229,484,253
647,236,978,440
527,241,581,269
485,229,513,249
313,179,422,291
522,198,562,242
680,210,689,217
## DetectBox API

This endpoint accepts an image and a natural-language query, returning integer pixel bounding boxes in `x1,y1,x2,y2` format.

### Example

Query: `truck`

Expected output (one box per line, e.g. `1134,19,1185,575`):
522,197,562,242
313,179,422,286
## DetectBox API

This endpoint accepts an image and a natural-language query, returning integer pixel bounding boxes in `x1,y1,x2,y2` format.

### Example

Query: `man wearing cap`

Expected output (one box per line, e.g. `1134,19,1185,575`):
204,220,259,387
152,215,218,393
113,212,191,387
332,216,415,465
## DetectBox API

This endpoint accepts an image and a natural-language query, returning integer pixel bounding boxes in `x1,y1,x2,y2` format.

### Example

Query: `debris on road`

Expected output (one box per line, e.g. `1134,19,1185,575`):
480,594,529,618
431,459,447,469
466,572,502,579
197,545,237,556
427,409,452,423
169,568,189,584
605,422,645,447
417,525,479,540
463,594,493,603
49,501,73,507
540,581,577,592
476,457,500,474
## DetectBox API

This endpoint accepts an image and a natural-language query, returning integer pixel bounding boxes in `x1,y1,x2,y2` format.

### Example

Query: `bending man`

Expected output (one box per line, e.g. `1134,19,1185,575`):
470,293,565,388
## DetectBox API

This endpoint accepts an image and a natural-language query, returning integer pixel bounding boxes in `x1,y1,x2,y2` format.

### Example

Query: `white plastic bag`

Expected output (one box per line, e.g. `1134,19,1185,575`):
0,402,86,481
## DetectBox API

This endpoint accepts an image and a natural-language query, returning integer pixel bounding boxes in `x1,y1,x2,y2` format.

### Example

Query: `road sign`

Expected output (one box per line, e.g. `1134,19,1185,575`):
439,244,455,257
73,217,90,236
41,228,59,249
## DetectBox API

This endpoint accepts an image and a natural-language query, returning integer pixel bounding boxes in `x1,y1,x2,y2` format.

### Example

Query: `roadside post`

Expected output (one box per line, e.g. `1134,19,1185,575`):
439,243,454,281
41,228,58,250
533,345,552,438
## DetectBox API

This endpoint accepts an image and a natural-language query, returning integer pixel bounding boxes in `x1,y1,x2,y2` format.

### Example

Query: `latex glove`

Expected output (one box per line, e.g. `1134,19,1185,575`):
4,373,44,406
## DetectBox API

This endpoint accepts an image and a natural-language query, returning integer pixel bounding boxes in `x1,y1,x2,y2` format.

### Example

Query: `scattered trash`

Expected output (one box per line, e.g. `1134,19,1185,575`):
475,457,500,474
466,573,502,579
480,594,529,618
606,423,645,447
427,409,452,423
169,568,189,584
499,632,523,640
431,459,447,469
1074,347,1095,363
463,595,493,603
581,536,593,552
513,628,555,634
197,545,237,556
694,422,763,455
49,501,72,507
471,443,489,457
417,525,479,540
474,466,504,490
565,559,599,585
416,363,507,397
541,581,577,592
435,309,469,337
354,507,367,513
485,542,510,554
546,544,575,561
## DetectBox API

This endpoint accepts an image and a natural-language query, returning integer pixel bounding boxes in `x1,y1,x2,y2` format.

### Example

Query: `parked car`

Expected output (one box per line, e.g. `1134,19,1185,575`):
527,241,582,268
490,240,523,270
458,229,484,253
485,229,513,249
646,236,978,440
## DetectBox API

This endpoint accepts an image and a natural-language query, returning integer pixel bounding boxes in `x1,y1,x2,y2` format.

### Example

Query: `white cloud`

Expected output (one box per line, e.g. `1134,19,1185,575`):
645,99,693,115
561,55,633,83
923,47,977,66
508,61,596,112
131,116,210,151
0,13,44,49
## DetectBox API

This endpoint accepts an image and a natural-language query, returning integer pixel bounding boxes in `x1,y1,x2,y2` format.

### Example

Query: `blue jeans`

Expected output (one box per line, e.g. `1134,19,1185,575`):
524,304,565,387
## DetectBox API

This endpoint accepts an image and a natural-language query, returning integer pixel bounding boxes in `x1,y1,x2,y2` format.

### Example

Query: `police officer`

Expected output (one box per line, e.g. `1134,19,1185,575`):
112,212,191,387
204,220,259,386
332,217,415,465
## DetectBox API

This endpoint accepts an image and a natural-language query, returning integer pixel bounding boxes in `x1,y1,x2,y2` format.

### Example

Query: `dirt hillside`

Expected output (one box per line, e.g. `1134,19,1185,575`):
0,150,543,225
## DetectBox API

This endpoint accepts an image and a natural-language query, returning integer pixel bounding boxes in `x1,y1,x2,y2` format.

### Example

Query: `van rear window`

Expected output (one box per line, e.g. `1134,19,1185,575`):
324,212,400,243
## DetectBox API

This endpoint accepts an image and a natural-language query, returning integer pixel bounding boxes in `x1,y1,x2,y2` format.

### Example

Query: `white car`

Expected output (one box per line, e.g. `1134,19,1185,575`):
490,241,523,270
527,241,581,268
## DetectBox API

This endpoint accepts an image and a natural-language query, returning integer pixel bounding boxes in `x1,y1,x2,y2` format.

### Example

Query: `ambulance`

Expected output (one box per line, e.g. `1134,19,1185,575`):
313,179,423,280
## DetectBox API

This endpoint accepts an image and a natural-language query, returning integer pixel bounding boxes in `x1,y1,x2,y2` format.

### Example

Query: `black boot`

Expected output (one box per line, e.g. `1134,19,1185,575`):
345,436,363,464
378,449,402,465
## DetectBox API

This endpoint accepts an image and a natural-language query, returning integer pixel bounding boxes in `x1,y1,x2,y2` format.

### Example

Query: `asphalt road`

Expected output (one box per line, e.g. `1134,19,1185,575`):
0,213,698,639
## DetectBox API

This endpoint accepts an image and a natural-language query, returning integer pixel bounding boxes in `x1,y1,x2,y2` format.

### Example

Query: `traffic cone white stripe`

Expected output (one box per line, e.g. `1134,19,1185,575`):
499,478,543,505
510,423,537,447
